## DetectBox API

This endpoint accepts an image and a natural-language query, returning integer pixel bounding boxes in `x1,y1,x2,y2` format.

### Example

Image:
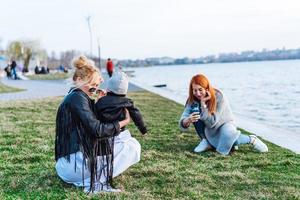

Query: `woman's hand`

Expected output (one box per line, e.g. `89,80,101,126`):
119,109,131,128
201,90,211,103
188,112,201,123
182,112,200,127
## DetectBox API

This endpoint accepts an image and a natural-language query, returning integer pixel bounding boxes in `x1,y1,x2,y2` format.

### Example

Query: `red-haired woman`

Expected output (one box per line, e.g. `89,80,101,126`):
179,74,268,155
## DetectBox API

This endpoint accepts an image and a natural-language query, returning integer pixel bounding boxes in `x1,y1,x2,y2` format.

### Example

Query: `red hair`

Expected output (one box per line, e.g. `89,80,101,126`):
187,74,216,114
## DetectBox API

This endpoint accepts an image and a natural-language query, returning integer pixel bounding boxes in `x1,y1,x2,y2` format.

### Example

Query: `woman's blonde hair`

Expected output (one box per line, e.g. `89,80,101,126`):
72,55,100,84
188,74,217,114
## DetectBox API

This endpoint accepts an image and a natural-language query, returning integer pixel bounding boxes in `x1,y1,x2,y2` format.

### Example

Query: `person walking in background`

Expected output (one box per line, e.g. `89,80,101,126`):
179,74,268,155
106,58,114,77
11,60,18,80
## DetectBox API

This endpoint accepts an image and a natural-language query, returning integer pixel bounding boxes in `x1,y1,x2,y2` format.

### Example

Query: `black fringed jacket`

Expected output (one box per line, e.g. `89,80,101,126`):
55,88,120,191
55,88,120,160
95,92,147,135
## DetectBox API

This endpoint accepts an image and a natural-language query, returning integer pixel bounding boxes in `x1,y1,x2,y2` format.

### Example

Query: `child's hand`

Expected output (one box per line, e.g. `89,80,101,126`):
94,89,107,102
97,89,107,98
141,127,148,136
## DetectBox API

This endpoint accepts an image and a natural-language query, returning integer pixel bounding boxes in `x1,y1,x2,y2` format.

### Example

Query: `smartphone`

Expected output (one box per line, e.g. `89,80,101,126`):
191,104,202,114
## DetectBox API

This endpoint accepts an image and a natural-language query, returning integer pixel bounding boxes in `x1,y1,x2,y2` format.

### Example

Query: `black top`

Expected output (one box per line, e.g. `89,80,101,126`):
95,92,147,135
11,61,17,69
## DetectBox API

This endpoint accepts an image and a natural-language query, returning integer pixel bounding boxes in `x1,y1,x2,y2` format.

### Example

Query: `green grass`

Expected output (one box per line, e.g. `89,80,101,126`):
0,91,299,199
25,72,71,80
0,82,24,93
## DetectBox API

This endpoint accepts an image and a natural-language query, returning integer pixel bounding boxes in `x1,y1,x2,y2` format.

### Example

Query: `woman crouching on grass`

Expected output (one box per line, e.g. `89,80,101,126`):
55,56,141,194
179,74,268,155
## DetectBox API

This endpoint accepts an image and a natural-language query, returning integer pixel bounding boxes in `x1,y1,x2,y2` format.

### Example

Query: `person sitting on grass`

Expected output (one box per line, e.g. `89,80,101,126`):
55,56,141,194
179,74,268,155
34,65,40,74
94,72,148,136
4,63,12,79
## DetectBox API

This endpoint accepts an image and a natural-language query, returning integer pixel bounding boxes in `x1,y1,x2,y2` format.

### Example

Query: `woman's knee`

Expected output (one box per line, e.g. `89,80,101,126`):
135,140,141,161
129,138,141,161
221,122,236,130
219,123,237,136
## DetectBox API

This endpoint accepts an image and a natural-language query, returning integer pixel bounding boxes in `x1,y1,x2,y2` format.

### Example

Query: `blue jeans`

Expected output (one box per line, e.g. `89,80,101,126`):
12,68,17,79
193,120,205,139
234,134,251,145
193,120,251,146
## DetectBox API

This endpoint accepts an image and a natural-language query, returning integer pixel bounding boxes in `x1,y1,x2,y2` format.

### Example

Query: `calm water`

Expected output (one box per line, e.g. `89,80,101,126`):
129,60,300,134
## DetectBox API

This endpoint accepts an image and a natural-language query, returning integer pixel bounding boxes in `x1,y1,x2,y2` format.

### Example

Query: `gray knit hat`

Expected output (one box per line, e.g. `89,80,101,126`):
107,72,129,95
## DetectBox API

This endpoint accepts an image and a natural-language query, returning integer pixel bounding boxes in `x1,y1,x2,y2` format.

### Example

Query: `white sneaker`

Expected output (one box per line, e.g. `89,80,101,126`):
250,135,268,153
84,184,122,194
194,139,212,153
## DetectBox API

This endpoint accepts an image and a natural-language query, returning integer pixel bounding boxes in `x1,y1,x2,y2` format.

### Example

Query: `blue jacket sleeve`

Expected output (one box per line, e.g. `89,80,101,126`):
179,104,192,132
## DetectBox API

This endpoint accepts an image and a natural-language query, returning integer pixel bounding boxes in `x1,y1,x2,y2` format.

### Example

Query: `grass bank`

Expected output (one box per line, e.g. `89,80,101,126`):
25,72,70,80
0,91,299,199
0,82,24,93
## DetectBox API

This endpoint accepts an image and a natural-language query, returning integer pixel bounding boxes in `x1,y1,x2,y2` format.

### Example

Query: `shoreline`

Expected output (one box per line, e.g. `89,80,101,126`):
129,79,300,154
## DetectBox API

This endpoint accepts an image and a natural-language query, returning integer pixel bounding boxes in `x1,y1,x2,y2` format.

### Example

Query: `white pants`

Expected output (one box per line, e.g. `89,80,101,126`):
55,130,141,187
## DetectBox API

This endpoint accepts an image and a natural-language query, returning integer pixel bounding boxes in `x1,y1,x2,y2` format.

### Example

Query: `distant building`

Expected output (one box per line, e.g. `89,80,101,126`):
158,57,175,65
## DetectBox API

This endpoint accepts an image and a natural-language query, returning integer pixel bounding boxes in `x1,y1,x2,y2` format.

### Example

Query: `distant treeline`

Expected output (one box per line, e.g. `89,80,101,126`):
117,48,300,67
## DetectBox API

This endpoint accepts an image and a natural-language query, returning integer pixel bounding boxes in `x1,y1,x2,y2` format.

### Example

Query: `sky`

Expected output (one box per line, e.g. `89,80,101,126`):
1,0,300,59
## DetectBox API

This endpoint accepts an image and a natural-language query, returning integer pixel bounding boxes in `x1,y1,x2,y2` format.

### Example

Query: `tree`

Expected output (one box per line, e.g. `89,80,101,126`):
6,41,23,61
36,48,48,66
21,40,41,72
6,39,46,72
60,50,81,68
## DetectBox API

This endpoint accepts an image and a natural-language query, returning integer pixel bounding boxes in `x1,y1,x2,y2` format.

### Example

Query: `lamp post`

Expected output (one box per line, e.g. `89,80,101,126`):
86,16,93,58
97,37,101,70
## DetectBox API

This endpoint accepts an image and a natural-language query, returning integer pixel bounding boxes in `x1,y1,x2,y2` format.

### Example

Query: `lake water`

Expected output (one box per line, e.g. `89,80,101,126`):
128,60,300,134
